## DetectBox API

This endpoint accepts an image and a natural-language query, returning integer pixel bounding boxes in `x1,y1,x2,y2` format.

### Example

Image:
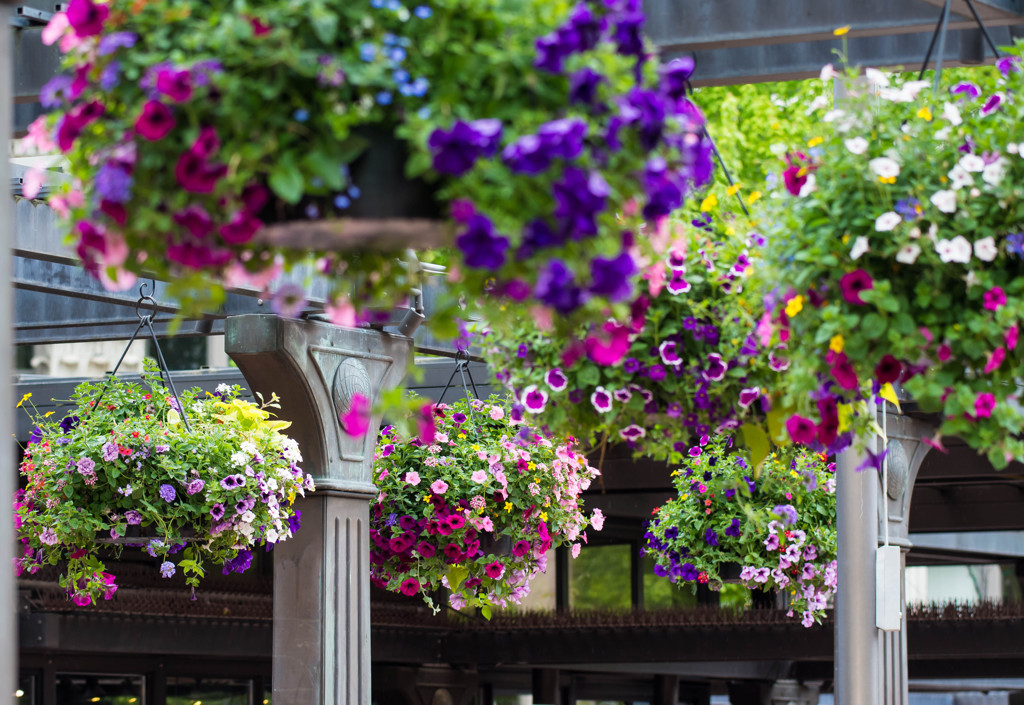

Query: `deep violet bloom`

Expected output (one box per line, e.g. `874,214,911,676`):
588,252,635,302
427,119,502,176
517,219,564,260
66,0,109,37
724,518,742,538
553,167,609,239
456,214,510,270
173,206,214,239
660,56,695,99
569,67,605,107
534,259,584,313
704,528,718,546
135,100,176,141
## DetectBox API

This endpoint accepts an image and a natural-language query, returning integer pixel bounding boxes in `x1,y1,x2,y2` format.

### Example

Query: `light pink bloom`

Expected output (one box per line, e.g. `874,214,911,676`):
405,471,421,486
430,479,448,494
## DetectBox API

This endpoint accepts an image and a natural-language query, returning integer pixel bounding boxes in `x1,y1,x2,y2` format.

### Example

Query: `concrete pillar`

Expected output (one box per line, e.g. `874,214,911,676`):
835,407,934,705
1,4,18,702
225,314,415,705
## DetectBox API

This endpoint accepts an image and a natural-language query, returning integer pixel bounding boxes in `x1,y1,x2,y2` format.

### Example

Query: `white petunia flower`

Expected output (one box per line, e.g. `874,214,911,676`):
805,95,830,114
869,157,900,179
941,102,962,126
930,189,957,214
844,137,869,155
908,227,922,239
874,212,902,232
895,243,921,264
935,127,952,141
982,159,1007,186
958,154,985,172
865,68,889,87
948,165,973,190
820,63,838,82
823,109,845,123
1009,143,1020,155
798,173,817,197
850,236,870,259
935,236,972,263
974,236,998,262
965,270,980,288
969,187,981,198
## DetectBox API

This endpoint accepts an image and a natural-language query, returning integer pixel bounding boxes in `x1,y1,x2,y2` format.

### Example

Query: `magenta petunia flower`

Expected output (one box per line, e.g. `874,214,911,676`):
585,321,631,366
521,385,549,414
786,414,817,445
980,92,1004,117
65,0,109,38
666,272,691,295
975,392,997,418
831,355,859,390
874,355,903,385
175,150,227,193
984,347,1006,374
1006,325,1019,351
399,577,420,596
135,100,175,141
192,126,220,159
340,392,371,437
983,286,1006,311
590,387,612,413
484,561,505,579
219,211,263,245
156,68,194,103
545,367,568,392
840,269,873,305
703,353,726,381
173,206,214,239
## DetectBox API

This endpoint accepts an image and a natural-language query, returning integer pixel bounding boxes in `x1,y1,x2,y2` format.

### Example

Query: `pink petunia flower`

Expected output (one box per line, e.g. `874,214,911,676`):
984,347,1006,374
974,392,997,418
405,472,421,486
430,479,448,495
786,415,817,445
983,286,1006,311
839,269,873,305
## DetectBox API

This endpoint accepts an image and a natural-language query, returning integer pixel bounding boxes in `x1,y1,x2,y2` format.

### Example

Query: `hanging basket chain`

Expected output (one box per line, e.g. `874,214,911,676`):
86,281,192,433
918,0,1000,90
437,349,481,422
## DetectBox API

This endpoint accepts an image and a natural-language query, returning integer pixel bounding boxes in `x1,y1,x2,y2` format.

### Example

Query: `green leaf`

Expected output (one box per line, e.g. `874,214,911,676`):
577,364,600,387
480,604,493,620
740,423,770,470
269,158,304,204
445,565,469,591
309,6,338,43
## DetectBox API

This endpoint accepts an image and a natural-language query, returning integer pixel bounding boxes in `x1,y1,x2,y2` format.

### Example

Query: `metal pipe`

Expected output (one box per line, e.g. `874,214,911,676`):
1,5,19,702
836,431,881,705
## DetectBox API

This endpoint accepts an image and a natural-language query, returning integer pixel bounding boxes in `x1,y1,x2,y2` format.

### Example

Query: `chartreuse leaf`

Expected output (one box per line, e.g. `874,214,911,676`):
879,383,902,413
480,604,493,620
740,423,771,471
445,565,469,591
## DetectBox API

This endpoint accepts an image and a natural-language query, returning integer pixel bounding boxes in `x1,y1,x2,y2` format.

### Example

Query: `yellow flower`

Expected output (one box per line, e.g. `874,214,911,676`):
878,176,896,185
784,295,804,318
748,191,762,204
771,121,780,130
528,461,536,470
726,184,742,196
916,106,933,121
829,334,845,354
833,25,851,36
16,392,31,408
807,136,824,147
472,444,481,451
540,512,548,522
43,411,54,417
504,501,513,513
700,193,718,211
423,494,432,503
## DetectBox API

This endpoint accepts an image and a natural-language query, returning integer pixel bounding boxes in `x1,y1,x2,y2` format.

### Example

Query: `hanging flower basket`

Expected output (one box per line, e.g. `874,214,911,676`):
34,0,713,337
642,435,836,627
13,360,315,606
370,396,602,616
757,50,1024,467
483,207,787,464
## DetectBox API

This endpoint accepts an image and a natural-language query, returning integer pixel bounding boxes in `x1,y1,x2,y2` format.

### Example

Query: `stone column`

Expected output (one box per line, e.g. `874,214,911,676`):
225,314,415,705
835,407,933,705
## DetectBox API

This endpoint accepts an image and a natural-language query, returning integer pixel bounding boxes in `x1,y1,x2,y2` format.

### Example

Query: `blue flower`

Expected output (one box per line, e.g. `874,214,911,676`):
99,61,121,91
159,484,176,502
415,5,432,18
416,106,431,120
334,195,351,209
348,185,361,199
376,91,393,105
382,32,398,45
371,0,385,7
393,68,410,83
388,47,407,63
293,108,310,122
160,561,176,578
359,43,377,62
385,0,402,9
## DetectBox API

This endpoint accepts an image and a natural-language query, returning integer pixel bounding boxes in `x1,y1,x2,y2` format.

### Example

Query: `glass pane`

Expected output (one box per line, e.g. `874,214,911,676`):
16,673,35,705
166,677,252,705
56,673,144,705
641,553,697,609
507,549,556,612
570,544,630,609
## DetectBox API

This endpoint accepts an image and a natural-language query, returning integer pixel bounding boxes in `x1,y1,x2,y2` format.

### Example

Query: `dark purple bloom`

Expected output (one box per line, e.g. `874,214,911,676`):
173,206,214,239
553,167,609,239
704,528,718,546
643,157,685,219
623,357,641,373
569,67,605,107
997,56,1021,77
175,150,227,194
59,415,80,432
517,219,564,260
589,252,636,302
622,88,667,152
135,100,175,141
222,548,253,574
286,510,302,535
676,562,698,581
451,412,467,424
856,447,888,473
660,56,695,100
210,503,226,521
428,119,503,175
455,214,510,270
949,82,980,100
534,259,584,313
40,75,73,109
613,10,645,58
724,518,742,537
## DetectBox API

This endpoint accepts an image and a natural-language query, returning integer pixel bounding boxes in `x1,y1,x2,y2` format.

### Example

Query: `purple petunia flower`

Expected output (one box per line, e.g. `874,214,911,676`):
220,474,245,490
451,412,467,424
659,340,682,366
97,31,138,56
569,67,605,107
159,561,176,578
159,484,176,502
455,214,510,270
980,92,1005,117
521,385,549,414
95,162,133,203
427,119,502,175
667,271,691,295
619,424,646,441
724,518,742,537
76,457,96,475
738,387,760,409
949,82,981,100
125,510,142,525
588,252,636,302
590,387,613,413
704,528,718,546
186,478,205,496
40,75,73,109
703,354,727,382
534,259,585,314
210,503,226,521
553,167,609,239
545,368,568,392
773,504,798,525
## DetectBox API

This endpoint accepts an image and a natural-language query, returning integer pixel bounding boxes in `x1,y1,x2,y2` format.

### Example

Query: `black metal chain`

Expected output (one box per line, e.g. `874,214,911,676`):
918,0,1000,91
87,281,192,432
437,349,481,421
